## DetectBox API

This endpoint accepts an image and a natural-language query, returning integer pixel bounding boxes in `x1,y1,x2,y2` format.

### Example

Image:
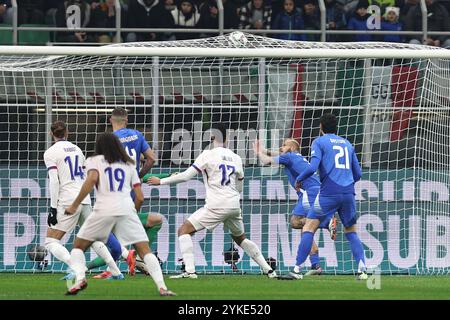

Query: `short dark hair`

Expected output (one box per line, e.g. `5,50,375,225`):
94,132,135,165
211,123,228,143
320,113,338,134
51,120,67,139
111,107,128,119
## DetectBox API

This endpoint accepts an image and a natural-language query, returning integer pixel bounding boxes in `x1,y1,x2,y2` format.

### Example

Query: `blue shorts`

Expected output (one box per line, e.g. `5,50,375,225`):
292,187,320,217
308,193,357,228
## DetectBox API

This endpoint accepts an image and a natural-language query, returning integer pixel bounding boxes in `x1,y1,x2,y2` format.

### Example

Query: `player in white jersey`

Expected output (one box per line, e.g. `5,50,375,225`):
148,124,277,279
64,132,175,296
43,121,120,278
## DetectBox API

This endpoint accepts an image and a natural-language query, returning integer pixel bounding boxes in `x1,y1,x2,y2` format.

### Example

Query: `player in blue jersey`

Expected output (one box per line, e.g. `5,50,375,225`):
76,107,163,279
109,107,164,276
254,138,337,276
291,113,367,280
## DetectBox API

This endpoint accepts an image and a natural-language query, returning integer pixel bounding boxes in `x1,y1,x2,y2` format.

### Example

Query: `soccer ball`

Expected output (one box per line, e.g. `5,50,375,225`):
27,245,47,262
228,31,248,47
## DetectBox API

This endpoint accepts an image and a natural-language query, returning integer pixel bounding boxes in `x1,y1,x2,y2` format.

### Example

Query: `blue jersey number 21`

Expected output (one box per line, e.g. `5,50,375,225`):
219,164,235,186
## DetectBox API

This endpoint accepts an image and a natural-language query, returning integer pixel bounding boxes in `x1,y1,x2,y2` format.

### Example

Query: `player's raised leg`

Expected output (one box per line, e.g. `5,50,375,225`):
91,240,124,280
45,229,71,266
232,233,277,278
66,237,92,295
89,233,123,279
133,241,175,296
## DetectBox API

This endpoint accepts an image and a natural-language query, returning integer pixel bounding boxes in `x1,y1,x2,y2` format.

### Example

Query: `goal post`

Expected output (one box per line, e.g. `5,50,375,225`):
0,32,449,275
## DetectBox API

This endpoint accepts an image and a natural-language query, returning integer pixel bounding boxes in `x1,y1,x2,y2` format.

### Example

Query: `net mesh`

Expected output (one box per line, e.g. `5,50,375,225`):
0,32,449,275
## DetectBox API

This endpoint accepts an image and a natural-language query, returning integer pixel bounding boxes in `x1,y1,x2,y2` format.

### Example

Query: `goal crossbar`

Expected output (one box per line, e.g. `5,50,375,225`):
1,45,450,59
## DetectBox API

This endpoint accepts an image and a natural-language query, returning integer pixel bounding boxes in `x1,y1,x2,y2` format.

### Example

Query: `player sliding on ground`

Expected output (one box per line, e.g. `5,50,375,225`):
43,121,122,280
64,133,175,296
148,123,277,279
253,138,337,276
86,107,163,279
291,113,368,280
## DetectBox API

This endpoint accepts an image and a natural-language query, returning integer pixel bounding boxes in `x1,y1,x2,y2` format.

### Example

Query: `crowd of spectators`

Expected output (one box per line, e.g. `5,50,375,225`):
1,0,450,47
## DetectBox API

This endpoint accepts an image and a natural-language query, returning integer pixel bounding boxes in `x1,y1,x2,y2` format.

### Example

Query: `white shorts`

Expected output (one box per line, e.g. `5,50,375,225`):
188,207,245,237
50,204,91,233
77,212,148,246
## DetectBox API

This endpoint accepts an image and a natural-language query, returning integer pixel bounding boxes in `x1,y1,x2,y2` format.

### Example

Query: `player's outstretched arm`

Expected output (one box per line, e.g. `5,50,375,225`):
148,166,198,186
253,140,278,166
65,170,98,215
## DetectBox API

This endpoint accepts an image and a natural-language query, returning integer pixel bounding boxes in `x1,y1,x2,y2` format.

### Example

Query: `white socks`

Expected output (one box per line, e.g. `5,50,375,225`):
45,237,71,265
178,234,195,274
121,246,129,260
239,239,272,274
70,248,86,281
91,241,121,276
143,253,167,291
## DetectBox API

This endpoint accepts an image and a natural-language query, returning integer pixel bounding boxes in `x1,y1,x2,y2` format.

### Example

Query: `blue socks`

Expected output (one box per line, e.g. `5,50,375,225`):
345,232,366,272
309,253,320,268
296,231,314,267
106,233,122,261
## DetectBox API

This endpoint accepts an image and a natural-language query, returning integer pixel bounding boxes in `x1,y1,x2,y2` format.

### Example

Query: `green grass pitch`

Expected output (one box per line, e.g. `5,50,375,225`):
0,274,449,300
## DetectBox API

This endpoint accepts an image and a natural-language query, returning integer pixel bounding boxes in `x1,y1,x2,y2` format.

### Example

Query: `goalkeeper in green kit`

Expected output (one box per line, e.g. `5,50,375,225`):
87,108,173,277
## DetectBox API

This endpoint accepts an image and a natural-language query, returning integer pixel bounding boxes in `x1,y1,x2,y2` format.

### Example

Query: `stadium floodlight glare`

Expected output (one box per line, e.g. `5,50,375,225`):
0,32,449,275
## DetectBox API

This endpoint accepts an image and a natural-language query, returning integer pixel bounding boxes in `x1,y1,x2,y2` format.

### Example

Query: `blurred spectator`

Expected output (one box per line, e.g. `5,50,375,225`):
272,0,305,40
341,0,402,21
405,0,450,48
380,6,402,42
56,0,93,43
169,0,202,40
340,0,360,19
366,0,399,13
17,0,45,25
198,0,239,36
399,0,417,24
303,0,320,41
126,0,174,42
325,0,346,41
347,1,372,41
164,0,176,11
0,1,12,24
239,0,272,31
90,0,127,43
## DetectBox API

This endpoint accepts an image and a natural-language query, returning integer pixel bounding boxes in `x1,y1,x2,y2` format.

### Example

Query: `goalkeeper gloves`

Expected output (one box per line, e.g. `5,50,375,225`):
47,207,57,227
142,173,176,183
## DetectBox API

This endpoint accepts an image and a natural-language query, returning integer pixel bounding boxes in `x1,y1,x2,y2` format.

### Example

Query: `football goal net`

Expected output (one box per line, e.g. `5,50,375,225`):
0,32,449,275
